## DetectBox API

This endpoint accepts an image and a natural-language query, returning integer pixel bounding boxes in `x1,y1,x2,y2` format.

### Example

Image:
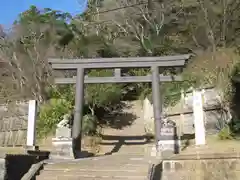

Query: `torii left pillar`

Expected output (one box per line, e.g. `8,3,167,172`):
72,68,85,158
151,66,162,147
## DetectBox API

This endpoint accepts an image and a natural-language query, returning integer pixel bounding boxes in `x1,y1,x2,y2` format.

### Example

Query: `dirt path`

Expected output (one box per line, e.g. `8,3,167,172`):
99,100,151,155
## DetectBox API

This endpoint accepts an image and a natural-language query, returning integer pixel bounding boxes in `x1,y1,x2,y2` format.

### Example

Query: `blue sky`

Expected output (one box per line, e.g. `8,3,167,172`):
0,0,88,27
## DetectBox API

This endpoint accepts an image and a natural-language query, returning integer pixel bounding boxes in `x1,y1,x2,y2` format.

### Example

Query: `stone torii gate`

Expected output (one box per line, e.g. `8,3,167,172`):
49,55,191,158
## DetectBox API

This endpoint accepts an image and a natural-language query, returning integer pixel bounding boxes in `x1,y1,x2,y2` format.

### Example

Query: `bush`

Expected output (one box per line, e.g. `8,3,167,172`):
82,114,98,136
218,125,234,140
37,97,101,139
233,122,240,133
37,98,73,139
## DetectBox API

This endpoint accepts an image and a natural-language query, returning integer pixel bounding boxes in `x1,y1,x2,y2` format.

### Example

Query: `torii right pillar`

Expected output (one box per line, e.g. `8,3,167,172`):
151,66,180,157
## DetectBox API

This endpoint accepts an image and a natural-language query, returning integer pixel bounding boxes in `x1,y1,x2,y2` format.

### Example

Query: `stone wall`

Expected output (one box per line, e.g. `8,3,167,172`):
0,101,28,146
159,155,240,180
0,159,4,180
143,88,224,136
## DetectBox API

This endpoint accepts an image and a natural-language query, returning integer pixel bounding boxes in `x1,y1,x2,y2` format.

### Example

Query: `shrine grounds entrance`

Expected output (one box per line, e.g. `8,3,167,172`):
49,55,191,158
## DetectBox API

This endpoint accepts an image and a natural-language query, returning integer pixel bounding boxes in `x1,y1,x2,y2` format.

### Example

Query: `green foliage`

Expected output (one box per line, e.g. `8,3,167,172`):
230,117,240,133
37,98,72,138
15,5,74,48
82,114,98,136
162,79,193,107
47,85,75,103
85,69,123,111
138,80,193,107
37,69,124,139
37,85,75,139
233,122,240,133
185,49,240,102
130,67,193,107
218,125,234,140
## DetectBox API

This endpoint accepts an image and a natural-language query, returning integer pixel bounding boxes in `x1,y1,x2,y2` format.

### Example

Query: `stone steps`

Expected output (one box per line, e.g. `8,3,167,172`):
37,166,148,179
36,100,150,180
36,154,150,180
38,170,147,179
38,175,146,180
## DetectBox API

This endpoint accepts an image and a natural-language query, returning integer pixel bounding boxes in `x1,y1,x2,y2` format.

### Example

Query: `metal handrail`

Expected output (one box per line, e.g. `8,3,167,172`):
147,163,156,180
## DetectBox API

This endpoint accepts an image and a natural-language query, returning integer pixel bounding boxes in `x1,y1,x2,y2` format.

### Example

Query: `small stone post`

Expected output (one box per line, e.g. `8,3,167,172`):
26,100,38,150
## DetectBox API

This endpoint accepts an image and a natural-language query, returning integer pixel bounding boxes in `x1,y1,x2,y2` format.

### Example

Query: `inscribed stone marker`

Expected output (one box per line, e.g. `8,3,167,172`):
193,90,206,145
158,119,180,156
26,100,37,148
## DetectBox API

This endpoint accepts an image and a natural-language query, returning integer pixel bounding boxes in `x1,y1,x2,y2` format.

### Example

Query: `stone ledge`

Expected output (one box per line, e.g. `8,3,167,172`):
161,171,240,180
163,152,240,160
162,158,240,172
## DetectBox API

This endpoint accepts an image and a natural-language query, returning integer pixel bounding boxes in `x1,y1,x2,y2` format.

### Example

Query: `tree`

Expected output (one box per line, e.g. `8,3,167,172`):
1,0,240,137
85,69,124,116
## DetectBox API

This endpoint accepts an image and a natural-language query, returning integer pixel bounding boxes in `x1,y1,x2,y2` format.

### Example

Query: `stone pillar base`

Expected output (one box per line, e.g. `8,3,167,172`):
51,138,74,159
158,139,181,157
147,140,181,159
24,145,39,152
51,138,95,159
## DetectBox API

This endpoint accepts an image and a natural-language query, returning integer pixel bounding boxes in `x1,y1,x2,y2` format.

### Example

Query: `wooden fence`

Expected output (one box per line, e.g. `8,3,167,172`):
0,102,28,147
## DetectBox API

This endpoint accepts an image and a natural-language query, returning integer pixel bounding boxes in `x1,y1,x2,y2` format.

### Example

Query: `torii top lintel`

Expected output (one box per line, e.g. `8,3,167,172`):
48,54,192,69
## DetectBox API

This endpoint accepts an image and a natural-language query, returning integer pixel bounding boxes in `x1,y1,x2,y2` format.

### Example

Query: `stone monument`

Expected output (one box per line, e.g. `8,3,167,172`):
26,100,38,150
52,114,74,159
193,90,206,145
157,117,181,158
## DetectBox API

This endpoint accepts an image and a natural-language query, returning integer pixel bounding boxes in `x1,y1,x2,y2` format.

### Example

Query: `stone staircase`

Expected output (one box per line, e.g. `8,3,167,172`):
36,154,150,180
36,101,153,180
